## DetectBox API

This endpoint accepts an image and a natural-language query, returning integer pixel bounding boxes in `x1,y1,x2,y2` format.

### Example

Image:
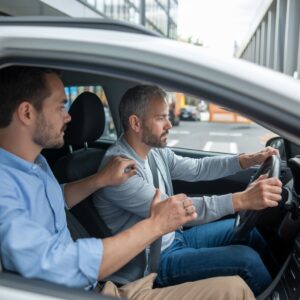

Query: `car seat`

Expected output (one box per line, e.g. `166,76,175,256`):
53,91,111,239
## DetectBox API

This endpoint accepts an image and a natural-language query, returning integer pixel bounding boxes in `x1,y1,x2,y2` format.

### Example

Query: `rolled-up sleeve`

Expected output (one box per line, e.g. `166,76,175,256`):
77,238,103,285
0,190,103,288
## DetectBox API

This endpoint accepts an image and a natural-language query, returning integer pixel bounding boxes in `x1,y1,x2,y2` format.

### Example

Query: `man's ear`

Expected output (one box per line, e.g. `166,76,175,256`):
16,102,35,126
128,114,142,133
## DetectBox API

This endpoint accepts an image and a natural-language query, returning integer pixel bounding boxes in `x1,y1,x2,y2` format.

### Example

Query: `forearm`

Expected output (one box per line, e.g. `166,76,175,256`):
170,152,241,181
98,218,161,280
188,194,234,226
64,174,107,209
239,153,257,169
64,156,137,209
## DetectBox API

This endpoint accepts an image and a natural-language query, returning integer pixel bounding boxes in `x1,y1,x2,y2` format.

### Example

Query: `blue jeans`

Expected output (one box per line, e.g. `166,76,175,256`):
155,219,272,296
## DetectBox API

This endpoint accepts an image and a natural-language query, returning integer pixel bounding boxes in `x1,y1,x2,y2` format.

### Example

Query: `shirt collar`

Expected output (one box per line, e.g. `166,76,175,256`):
0,147,45,172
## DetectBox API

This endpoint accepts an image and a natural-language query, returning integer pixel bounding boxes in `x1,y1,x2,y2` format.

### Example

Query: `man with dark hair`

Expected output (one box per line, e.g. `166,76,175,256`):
0,67,255,299
93,84,282,296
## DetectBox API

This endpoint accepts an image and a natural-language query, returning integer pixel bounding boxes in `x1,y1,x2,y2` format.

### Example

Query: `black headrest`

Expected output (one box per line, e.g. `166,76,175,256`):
64,92,105,147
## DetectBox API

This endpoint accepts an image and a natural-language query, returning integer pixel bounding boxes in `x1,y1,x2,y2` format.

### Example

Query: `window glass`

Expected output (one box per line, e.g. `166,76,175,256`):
64,85,117,141
166,93,277,154
87,0,96,7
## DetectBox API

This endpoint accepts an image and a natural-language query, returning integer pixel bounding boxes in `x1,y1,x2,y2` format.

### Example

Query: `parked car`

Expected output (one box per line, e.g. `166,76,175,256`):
169,103,180,126
1,17,300,300
179,106,200,121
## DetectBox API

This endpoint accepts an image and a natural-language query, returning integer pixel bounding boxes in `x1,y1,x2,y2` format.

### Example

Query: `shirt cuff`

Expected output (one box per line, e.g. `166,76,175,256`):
77,238,103,285
231,155,243,173
218,193,235,215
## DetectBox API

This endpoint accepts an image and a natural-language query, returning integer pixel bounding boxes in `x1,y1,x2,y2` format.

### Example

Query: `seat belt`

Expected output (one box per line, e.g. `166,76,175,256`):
148,152,162,273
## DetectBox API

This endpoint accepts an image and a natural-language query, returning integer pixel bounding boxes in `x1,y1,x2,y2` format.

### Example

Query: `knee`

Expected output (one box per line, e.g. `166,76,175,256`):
224,276,255,300
229,246,271,295
230,245,262,266
229,245,269,278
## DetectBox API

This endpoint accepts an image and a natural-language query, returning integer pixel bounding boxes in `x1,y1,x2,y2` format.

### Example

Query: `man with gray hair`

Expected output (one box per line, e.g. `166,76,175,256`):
93,84,281,296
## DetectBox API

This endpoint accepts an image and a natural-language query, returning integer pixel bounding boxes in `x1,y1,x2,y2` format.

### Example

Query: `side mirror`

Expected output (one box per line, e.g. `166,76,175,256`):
266,137,286,160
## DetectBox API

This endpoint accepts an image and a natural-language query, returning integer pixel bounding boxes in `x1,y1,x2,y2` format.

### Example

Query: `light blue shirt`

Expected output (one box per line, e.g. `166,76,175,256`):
0,148,103,289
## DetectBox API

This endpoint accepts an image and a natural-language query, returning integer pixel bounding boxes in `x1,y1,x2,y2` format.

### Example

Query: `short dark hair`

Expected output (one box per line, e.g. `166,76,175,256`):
0,66,60,128
119,85,167,131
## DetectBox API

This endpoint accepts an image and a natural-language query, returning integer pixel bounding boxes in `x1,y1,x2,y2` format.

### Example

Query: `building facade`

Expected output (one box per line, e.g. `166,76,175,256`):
82,0,178,38
236,0,300,79
0,0,178,38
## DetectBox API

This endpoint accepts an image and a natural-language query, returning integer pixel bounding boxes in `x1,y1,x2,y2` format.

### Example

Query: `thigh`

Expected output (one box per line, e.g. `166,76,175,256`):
157,243,271,293
140,276,255,300
182,218,235,249
160,244,257,279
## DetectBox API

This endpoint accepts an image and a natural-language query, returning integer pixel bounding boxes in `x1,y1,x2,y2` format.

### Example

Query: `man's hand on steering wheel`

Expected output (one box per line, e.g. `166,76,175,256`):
239,146,280,169
233,154,282,240
232,174,282,212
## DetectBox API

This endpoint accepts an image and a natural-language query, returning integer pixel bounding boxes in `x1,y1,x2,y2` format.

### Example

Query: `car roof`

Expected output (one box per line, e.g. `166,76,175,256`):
0,17,300,144
0,16,162,37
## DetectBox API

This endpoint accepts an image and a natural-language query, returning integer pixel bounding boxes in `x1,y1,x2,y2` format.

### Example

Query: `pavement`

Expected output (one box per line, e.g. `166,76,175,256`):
167,121,277,154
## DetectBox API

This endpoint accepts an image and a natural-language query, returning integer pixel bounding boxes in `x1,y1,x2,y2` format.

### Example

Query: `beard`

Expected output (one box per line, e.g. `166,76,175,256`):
33,114,66,149
142,125,168,148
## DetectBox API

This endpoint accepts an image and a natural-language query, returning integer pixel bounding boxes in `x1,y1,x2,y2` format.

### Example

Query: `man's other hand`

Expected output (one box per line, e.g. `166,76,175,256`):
233,174,282,211
149,189,197,235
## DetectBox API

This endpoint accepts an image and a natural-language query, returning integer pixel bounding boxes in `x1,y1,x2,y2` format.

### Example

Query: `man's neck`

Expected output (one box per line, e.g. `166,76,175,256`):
0,130,41,163
123,132,151,160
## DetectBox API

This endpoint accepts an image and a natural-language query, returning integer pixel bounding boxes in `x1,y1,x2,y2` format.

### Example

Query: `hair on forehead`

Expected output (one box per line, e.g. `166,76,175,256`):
0,66,61,128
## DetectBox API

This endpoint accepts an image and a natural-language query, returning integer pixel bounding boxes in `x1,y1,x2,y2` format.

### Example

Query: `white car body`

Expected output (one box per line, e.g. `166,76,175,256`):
0,17,300,300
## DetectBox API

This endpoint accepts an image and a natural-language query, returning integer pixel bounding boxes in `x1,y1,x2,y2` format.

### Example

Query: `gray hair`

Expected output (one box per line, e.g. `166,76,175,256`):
119,85,167,131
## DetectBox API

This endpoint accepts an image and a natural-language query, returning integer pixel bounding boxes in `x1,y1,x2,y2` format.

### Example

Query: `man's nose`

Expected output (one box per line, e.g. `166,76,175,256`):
166,118,172,129
65,112,71,123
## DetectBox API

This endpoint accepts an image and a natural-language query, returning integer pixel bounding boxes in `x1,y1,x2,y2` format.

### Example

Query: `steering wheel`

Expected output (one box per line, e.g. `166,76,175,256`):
232,155,281,242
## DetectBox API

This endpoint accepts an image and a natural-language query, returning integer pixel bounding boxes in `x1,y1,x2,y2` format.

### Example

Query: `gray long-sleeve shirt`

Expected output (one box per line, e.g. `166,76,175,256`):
93,136,242,283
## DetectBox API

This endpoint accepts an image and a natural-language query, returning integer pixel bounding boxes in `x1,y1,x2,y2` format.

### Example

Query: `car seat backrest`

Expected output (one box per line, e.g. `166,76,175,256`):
65,209,90,240
53,92,111,239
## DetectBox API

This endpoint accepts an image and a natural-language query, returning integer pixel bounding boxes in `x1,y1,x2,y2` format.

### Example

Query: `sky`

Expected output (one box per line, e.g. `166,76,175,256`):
177,0,271,57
